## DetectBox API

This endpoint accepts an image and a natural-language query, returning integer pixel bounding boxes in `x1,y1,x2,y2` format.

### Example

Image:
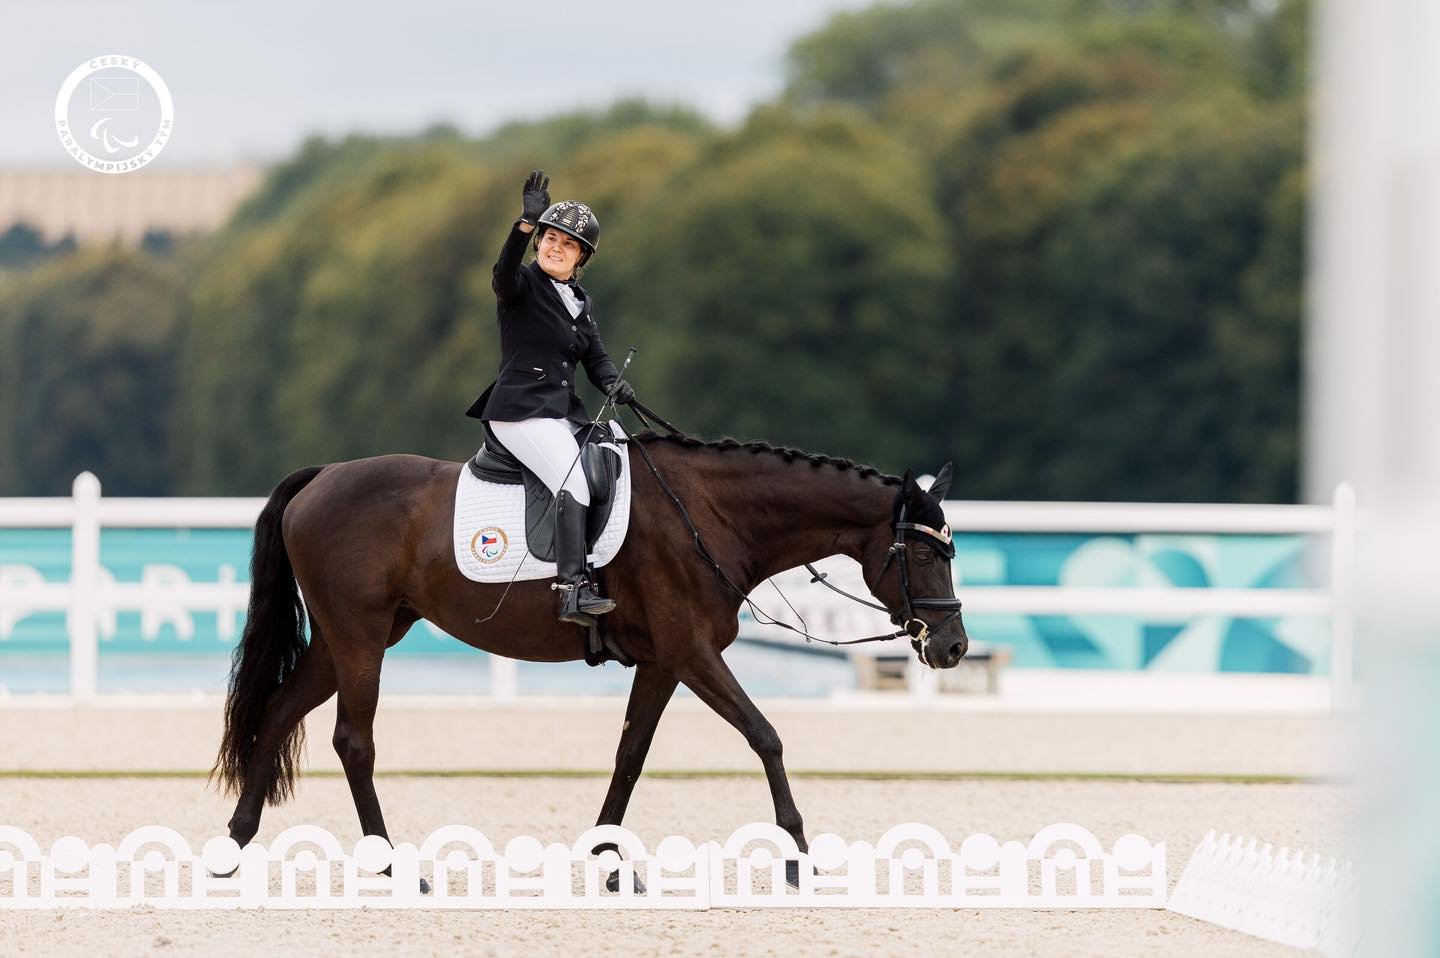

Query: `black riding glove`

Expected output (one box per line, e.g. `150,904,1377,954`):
521,169,551,225
608,378,635,405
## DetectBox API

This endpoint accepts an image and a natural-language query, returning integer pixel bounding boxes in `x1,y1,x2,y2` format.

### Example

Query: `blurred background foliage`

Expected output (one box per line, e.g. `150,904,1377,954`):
0,0,1307,500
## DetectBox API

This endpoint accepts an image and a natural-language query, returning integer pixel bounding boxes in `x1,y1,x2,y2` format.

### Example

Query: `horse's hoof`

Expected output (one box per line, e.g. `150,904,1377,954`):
419,876,432,895
605,869,646,894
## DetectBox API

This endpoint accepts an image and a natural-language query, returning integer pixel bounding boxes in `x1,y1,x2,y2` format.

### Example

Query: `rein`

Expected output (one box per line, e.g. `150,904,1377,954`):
624,399,963,661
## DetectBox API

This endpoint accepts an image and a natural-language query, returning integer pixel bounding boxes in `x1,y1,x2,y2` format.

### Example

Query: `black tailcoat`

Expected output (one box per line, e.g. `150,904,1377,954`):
465,221,620,426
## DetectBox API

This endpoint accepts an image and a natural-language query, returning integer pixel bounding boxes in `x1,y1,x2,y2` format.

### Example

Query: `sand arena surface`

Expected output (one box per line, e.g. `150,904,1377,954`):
0,697,1351,777
1,774,1352,957
0,698,1353,954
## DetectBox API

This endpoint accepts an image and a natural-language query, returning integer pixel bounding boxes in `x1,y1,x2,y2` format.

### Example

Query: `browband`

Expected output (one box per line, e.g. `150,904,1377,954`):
895,520,954,553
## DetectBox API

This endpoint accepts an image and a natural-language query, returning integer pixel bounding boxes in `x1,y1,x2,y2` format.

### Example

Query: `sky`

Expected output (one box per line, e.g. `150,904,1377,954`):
2,0,876,168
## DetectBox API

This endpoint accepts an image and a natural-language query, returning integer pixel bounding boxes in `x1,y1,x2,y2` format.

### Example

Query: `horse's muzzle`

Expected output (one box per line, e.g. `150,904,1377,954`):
920,632,968,670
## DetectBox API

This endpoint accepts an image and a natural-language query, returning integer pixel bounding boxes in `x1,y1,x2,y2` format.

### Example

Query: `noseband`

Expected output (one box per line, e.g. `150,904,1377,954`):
802,503,964,665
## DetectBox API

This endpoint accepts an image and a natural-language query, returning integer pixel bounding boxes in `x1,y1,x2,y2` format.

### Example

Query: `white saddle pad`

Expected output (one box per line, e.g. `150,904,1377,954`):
452,420,633,583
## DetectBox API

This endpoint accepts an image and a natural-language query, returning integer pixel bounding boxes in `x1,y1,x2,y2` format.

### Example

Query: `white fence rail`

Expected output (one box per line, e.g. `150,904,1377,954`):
0,474,1360,708
744,483,1359,709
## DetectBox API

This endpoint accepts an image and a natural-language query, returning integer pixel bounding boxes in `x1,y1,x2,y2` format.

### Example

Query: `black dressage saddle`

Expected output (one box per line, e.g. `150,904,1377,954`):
467,421,625,563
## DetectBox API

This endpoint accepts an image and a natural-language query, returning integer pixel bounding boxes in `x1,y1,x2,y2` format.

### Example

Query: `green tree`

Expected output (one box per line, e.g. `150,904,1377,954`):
843,3,1310,499
176,144,501,491
472,98,712,167
0,248,180,494
0,224,76,273
949,98,1304,500
612,105,953,472
4,0,1309,502
176,106,714,493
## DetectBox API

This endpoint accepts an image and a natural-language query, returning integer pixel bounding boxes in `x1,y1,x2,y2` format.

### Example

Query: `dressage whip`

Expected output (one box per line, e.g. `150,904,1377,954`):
471,347,637,626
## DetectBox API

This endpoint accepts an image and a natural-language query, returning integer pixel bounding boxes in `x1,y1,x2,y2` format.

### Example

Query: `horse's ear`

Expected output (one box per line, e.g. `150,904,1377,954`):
904,469,927,501
897,468,921,516
928,462,953,501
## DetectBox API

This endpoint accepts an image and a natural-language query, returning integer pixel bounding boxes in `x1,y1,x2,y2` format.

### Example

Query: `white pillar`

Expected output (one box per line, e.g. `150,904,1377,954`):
490,655,517,701
1309,1,1440,491
1327,482,1356,711
1304,1,1391,504
1313,2,1440,954
68,472,101,700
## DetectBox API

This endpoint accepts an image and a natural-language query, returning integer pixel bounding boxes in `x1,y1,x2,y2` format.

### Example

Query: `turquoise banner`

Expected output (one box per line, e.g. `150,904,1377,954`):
946,532,1324,673
0,528,1327,687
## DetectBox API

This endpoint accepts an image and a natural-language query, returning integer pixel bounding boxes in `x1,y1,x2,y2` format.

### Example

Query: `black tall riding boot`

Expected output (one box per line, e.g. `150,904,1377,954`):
554,489,615,625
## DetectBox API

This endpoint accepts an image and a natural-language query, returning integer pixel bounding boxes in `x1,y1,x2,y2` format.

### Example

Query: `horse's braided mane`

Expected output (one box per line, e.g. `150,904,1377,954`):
631,428,902,486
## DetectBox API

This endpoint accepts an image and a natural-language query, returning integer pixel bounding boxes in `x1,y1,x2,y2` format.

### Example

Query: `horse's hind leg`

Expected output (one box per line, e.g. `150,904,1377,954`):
226,628,337,846
325,608,434,892
330,609,416,841
317,607,398,845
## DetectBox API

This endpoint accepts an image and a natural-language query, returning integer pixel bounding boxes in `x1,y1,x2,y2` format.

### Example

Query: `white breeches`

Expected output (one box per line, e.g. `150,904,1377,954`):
488,417,591,506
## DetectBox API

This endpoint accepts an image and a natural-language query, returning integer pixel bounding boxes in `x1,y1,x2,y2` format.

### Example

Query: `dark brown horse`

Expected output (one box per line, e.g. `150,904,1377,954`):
212,428,969,876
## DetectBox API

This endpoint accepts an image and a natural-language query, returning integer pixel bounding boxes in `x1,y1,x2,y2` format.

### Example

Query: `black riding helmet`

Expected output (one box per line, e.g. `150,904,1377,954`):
532,200,601,268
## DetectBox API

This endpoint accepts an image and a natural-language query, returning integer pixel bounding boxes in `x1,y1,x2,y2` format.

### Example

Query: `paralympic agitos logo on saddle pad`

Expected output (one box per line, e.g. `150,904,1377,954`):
470,527,509,564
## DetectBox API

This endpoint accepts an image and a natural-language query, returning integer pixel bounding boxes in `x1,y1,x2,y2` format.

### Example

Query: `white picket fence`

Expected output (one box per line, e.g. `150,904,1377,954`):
0,820,1164,910
0,473,1361,707
0,818,1358,949
1169,830,1359,955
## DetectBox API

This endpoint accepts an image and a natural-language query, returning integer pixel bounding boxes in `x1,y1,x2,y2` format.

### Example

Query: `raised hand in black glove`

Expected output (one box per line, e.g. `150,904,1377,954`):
608,378,636,405
521,169,551,225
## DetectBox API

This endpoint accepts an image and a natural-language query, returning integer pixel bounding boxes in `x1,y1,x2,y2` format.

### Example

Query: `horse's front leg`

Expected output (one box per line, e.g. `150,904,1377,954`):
596,661,680,828
675,651,808,886
594,661,678,891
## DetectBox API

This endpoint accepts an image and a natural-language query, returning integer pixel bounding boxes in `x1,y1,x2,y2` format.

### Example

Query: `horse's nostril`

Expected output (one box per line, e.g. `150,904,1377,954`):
949,641,965,661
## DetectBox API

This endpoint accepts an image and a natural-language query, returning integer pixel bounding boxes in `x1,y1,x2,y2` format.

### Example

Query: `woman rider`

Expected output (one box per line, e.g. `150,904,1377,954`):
465,169,635,626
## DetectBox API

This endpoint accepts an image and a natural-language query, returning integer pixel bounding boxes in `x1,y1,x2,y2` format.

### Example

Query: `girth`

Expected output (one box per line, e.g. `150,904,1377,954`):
467,421,624,562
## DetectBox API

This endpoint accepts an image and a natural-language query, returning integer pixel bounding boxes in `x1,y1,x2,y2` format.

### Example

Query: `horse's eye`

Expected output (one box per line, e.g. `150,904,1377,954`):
914,546,933,564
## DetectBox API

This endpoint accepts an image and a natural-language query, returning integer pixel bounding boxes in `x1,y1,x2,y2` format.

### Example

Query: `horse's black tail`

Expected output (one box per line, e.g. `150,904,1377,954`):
211,465,325,804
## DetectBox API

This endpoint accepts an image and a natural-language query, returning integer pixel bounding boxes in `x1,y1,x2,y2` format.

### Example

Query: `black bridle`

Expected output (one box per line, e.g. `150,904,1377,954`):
801,502,964,665
625,397,963,661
